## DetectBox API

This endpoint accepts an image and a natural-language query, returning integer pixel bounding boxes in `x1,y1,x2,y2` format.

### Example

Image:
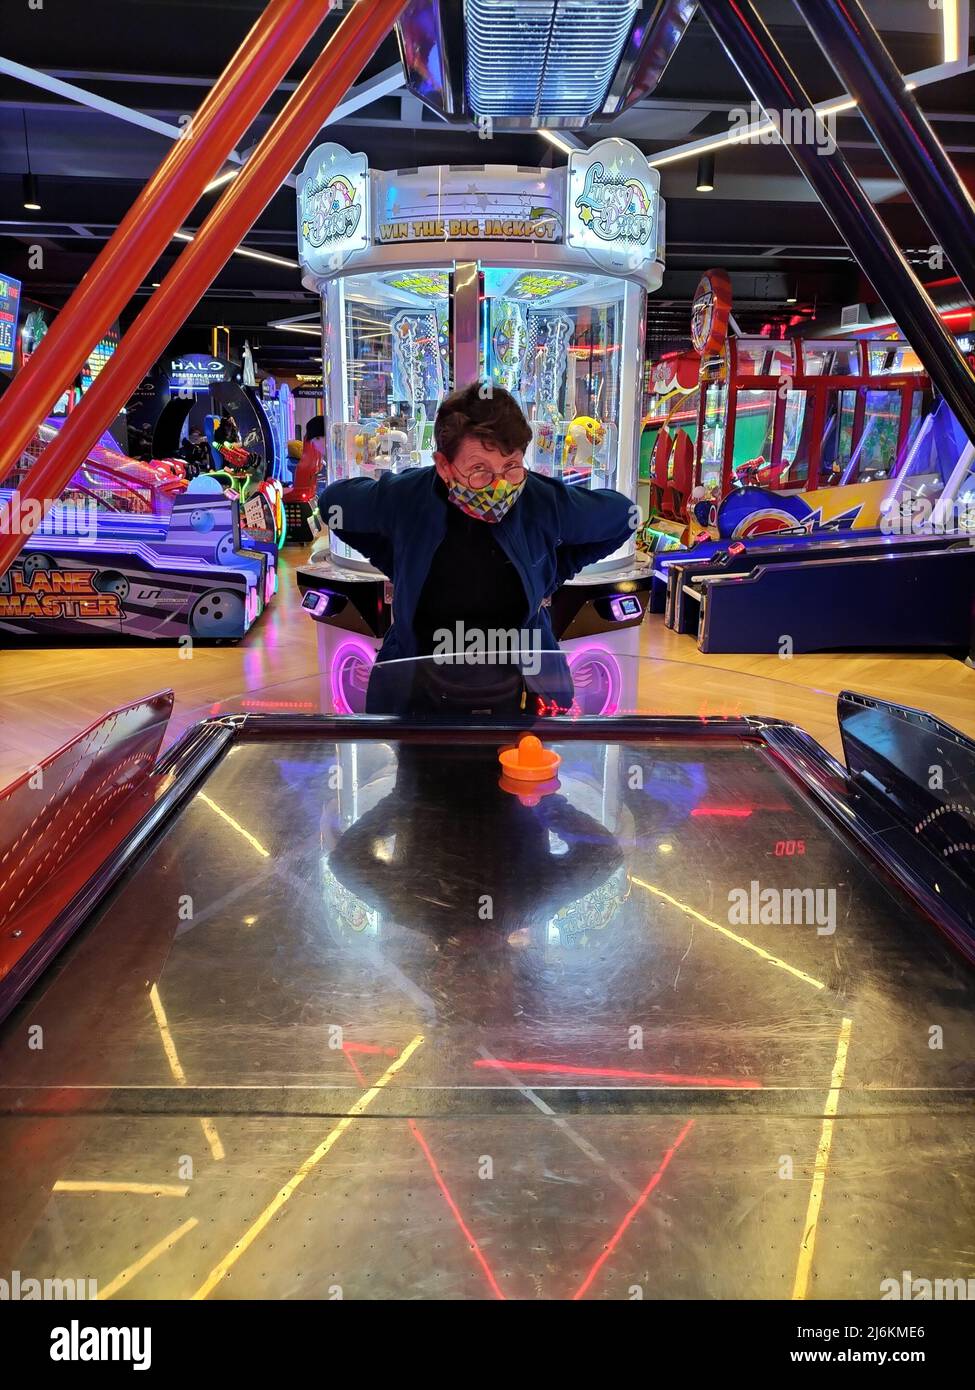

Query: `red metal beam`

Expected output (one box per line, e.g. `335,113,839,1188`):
0,0,335,490
0,0,406,577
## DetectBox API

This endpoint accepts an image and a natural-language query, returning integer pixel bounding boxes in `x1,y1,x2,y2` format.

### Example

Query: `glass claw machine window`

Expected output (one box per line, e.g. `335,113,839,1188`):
700,379,726,495
821,388,858,483
778,388,810,490
326,269,451,563
481,268,624,493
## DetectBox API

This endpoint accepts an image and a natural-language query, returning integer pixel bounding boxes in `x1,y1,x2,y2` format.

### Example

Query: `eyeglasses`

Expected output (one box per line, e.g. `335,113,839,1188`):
459,462,527,490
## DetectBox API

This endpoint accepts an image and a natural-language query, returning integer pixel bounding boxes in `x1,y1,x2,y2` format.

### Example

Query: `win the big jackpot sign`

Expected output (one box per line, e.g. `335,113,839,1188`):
0,275,22,373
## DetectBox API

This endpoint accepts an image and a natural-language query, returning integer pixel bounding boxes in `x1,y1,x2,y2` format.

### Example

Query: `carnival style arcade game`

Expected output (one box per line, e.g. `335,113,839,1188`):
294,139,665,713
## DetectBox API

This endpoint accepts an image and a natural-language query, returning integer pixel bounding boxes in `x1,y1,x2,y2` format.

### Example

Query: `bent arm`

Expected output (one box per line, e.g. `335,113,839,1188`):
553,484,635,583
318,475,397,574
557,483,635,546
318,474,394,537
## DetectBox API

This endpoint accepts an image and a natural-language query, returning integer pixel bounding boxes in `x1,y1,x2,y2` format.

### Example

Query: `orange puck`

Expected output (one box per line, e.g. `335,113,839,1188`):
498,733,561,782
499,771,561,806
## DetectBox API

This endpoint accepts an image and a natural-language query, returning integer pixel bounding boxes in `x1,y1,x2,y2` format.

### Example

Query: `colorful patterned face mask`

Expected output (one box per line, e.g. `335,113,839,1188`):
446,473,527,523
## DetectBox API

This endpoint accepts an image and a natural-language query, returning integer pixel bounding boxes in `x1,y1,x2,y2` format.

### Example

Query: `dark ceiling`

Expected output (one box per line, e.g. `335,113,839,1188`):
1,0,972,377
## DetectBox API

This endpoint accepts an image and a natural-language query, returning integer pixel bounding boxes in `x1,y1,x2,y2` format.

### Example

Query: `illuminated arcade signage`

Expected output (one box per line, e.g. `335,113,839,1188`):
51,323,121,416
292,376,324,399
377,212,557,244
0,568,123,620
0,275,22,373
168,355,228,393
19,301,48,365
690,268,733,356
566,138,659,267
297,142,370,275
87,327,119,384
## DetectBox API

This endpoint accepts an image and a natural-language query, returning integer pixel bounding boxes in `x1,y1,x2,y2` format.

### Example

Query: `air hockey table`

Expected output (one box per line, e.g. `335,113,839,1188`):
0,659,973,1302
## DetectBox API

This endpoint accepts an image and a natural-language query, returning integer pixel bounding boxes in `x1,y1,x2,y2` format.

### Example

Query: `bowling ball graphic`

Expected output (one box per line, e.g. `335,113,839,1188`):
93,570,130,600
189,587,246,638
21,552,55,577
215,533,238,564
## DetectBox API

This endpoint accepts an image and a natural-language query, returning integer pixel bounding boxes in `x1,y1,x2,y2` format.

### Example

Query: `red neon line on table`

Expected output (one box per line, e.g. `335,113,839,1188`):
690,805,753,817
338,1045,505,1299
572,1119,695,1300
341,1051,368,1086
408,1121,506,1300
473,1059,761,1088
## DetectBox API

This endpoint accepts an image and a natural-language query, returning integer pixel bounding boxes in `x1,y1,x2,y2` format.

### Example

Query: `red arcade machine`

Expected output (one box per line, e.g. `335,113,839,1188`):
645,271,941,538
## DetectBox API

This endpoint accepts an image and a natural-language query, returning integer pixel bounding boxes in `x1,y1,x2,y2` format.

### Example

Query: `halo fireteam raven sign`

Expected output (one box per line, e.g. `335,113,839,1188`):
297,143,370,275
566,138,659,262
168,355,227,393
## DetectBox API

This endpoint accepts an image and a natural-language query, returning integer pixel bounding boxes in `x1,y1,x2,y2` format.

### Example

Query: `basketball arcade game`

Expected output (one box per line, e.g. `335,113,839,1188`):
293,140,665,712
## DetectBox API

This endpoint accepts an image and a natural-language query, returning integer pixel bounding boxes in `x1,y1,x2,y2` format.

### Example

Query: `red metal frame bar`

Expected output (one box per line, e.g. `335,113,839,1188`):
717,390,734,493
769,385,787,469
808,378,827,482
851,385,867,461
895,390,913,461
0,0,407,578
721,343,738,494
0,0,334,488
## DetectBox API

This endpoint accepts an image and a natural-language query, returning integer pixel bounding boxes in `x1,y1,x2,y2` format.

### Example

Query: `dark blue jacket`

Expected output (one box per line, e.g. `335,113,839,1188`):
320,466,634,661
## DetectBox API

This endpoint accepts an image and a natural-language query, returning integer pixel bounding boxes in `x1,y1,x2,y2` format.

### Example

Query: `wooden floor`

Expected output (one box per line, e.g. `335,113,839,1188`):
0,542,972,782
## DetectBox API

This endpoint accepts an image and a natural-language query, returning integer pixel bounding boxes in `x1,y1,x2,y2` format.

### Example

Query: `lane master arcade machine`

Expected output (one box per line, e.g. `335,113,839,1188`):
294,140,664,714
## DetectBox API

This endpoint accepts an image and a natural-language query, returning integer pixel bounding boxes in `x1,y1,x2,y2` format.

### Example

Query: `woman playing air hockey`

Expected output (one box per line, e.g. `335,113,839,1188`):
319,383,634,715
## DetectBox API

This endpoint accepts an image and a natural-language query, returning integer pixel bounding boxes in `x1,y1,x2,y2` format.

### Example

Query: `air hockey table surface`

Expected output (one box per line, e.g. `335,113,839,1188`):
1,659,973,1302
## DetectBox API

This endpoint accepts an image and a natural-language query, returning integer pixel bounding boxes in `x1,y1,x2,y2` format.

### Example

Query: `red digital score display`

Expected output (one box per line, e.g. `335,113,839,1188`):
774,839,806,857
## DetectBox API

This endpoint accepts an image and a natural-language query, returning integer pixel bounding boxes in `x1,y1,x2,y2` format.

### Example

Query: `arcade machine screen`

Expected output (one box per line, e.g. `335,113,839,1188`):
51,325,120,415
700,379,727,493
0,274,22,377
843,343,928,484
481,268,622,491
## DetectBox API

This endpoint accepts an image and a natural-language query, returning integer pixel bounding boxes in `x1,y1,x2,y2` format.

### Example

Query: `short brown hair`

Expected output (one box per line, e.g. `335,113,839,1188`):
434,383,533,462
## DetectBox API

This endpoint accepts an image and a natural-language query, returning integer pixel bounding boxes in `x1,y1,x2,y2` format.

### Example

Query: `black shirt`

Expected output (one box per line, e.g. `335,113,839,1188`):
412,485,527,656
